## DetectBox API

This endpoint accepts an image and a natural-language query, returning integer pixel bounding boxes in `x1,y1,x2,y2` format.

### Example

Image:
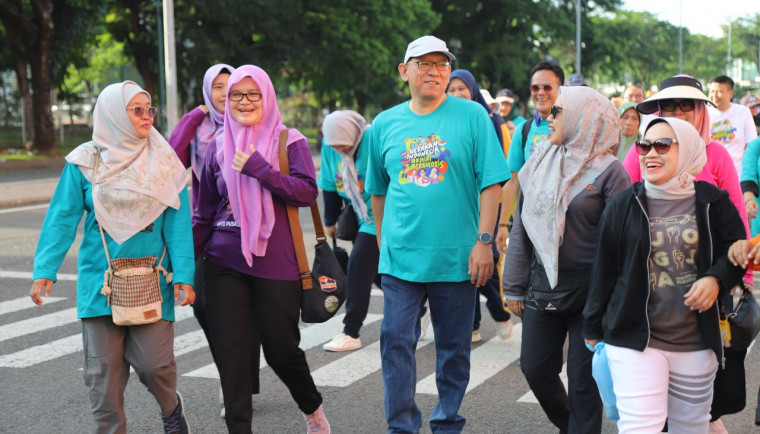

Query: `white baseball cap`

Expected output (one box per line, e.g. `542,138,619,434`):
480,89,498,106
403,35,456,64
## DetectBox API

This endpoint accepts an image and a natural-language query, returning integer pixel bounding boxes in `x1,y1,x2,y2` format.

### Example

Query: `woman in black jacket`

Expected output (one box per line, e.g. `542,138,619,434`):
583,117,745,433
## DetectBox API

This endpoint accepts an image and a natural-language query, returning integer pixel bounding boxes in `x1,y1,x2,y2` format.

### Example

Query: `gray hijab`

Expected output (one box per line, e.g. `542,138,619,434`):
322,110,371,223
518,86,620,288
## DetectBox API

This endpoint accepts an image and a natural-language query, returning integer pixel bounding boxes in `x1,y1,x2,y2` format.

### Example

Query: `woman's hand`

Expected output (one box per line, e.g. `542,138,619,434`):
506,299,525,318
232,144,255,172
495,226,508,255
30,278,53,306
584,339,599,351
325,225,337,239
198,105,210,116
728,239,756,269
745,193,758,219
174,283,195,306
684,275,719,313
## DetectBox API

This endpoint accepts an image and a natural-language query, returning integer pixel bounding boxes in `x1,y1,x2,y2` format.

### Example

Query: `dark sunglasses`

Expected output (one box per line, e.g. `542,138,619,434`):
659,99,696,113
530,83,554,92
550,105,562,118
635,138,678,155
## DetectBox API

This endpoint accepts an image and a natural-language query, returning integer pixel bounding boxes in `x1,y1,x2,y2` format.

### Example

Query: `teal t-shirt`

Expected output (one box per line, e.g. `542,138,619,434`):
366,96,510,282
317,133,376,235
32,163,195,320
506,117,552,173
741,136,760,236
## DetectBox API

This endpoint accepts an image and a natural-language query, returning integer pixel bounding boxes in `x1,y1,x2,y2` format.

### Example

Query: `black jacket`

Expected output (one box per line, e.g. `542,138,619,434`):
583,181,746,363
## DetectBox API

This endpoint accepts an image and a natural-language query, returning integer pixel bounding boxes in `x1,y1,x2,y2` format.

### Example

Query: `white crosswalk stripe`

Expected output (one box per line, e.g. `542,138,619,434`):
518,363,568,404
0,296,65,316
0,284,536,399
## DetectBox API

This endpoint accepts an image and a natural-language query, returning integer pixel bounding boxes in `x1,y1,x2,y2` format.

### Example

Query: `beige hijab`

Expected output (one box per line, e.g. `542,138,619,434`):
66,81,189,244
518,86,620,288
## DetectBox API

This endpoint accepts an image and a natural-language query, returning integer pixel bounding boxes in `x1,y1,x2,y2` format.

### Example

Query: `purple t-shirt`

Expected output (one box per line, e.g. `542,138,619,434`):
192,136,318,280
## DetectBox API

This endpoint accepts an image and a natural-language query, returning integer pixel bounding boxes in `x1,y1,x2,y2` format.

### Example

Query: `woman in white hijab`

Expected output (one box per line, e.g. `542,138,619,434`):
317,110,383,352
502,86,630,433
584,117,745,432
29,81,195,433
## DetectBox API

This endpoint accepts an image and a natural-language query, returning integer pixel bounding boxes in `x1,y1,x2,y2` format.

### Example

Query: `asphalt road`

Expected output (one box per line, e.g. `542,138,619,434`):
1,203,760,433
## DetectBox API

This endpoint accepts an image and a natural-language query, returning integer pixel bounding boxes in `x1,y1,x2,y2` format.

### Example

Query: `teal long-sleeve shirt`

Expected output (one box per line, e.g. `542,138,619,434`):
32,162,195,320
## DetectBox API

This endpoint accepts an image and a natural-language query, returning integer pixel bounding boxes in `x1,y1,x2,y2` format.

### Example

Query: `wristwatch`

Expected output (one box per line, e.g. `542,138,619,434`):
477,232,493,245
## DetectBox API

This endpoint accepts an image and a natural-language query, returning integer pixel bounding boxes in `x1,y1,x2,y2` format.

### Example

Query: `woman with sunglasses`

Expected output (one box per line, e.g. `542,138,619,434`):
192,65,329,433
584,117,745,432
30,81,195,433
503,86,629,433
620,75,750,250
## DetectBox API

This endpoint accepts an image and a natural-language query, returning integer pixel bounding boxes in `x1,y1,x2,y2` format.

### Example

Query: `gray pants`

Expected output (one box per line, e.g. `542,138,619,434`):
81,317,178,434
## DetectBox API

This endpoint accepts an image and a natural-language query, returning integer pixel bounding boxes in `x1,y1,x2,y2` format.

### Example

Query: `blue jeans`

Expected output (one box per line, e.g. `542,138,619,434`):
380,275,476,433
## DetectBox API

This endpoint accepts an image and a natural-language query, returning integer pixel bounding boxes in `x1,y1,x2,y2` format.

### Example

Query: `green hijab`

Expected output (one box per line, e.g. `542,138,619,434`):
617,101,641,160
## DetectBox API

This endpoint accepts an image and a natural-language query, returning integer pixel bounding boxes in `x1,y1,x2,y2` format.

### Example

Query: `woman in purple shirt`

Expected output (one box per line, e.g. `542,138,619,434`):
193,65,329,433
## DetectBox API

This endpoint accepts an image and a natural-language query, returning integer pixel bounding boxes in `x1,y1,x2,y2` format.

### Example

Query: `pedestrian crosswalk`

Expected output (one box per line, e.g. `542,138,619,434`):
1,271,528,399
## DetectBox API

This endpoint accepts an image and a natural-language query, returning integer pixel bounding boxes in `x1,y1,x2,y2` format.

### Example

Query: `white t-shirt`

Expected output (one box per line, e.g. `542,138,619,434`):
709,103,758,177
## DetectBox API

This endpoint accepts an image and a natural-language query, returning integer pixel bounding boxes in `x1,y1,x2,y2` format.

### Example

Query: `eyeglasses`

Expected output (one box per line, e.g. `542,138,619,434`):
635,138,678,155
530,83,555,93
659,99,695,113
550,105,562,118
125,107,158,118
409,61,451,71
228,91,262,102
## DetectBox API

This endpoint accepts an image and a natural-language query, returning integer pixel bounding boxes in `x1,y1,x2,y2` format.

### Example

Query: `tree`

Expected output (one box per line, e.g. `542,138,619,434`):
728,14,760,78
0,0,105,154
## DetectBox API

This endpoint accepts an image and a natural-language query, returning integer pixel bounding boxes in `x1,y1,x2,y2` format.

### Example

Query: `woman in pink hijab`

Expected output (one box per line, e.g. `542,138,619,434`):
192,65,329,433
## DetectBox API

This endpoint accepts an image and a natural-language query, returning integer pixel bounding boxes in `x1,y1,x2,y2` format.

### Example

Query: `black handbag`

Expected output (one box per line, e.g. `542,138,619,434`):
525,260,588,314
336,202,359,241
726,282,760,351
332,238,349,275
711,346,747,419
278,129,347,323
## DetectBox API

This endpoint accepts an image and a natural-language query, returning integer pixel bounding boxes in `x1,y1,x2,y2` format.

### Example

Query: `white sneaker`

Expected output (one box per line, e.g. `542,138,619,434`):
709,419,728,434
472,330,482,343
419,309,431,341
323,333,361,352
497,319,514,340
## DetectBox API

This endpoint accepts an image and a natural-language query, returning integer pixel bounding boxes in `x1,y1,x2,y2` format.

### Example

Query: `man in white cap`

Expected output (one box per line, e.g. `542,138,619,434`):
708,75,757,177
366,34,509,433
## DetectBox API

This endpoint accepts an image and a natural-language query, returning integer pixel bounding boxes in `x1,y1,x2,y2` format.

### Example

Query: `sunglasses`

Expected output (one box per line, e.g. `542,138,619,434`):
550,105,562,118
635,138,678,155
126,106,158,118
530,83,554,93
659,99,696,113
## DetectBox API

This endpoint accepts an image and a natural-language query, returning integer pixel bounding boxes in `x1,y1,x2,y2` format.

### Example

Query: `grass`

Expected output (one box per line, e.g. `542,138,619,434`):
0,126,92,158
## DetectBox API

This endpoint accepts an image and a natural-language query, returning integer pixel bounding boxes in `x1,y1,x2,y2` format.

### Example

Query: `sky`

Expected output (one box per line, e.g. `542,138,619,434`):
622,0,758,38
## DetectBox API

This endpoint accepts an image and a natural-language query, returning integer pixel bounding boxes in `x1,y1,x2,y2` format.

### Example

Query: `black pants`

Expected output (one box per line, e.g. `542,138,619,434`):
343,232,382,338
202,260,322,434
520,303,602,434
194,256,261,394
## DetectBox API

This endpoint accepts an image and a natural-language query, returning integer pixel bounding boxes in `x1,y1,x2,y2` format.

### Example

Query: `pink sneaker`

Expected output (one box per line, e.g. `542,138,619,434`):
709,419,728,434
304,404,330,433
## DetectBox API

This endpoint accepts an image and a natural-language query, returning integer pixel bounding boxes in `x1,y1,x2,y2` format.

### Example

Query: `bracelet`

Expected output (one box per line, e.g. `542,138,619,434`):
498,223,508,228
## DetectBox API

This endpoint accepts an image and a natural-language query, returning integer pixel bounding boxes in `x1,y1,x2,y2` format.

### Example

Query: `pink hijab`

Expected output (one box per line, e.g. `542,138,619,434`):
217,65,306,265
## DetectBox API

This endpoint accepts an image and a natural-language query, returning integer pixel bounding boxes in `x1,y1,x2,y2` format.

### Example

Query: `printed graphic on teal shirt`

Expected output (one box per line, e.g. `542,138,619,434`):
529,132,548,156
334,161,365,194
711,120,737,145
398,133,451,187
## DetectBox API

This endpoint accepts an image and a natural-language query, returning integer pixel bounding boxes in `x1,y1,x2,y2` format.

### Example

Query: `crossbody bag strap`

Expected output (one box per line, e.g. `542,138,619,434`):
279,129,313,290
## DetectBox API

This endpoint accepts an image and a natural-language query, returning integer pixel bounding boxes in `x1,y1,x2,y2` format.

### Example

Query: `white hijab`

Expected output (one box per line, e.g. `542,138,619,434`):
642,117,706,200
66,81,189,244
322,110,371,223
519,86,620,288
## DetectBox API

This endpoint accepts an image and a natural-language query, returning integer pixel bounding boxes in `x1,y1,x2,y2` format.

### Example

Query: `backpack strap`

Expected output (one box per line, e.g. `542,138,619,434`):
520,119,532,151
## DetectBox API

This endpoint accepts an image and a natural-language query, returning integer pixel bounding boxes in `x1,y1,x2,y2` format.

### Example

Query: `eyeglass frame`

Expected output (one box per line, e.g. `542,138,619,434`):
634,138,678,155
550,105,563,118
658,99,696,113
125,106,158,118
408,61,452,72
530,83,555,93
228,91,263,102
